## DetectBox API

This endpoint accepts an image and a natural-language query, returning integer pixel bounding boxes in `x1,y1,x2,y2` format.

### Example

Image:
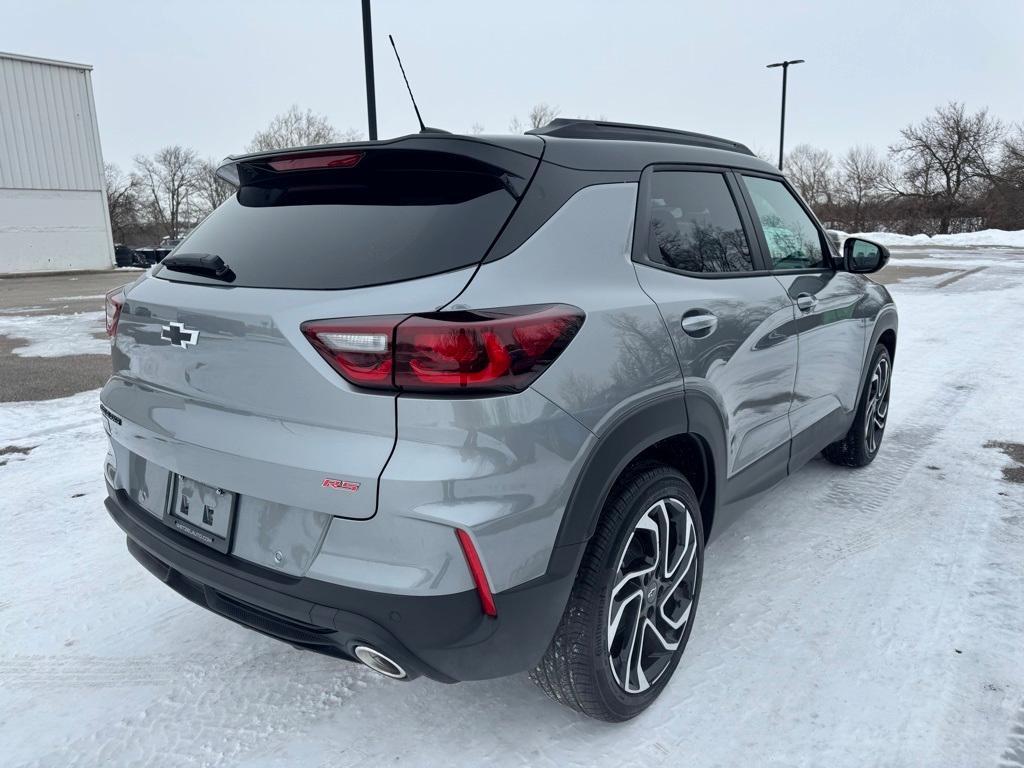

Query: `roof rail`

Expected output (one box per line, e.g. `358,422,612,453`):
526,118,754,156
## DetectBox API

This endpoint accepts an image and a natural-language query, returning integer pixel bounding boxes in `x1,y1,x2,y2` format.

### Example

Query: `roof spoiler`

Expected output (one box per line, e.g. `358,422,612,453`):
526,118,754,156
215,134,544,187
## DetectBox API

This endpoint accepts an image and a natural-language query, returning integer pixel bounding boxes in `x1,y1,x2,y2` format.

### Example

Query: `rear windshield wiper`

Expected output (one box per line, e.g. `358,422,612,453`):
161,253,236,283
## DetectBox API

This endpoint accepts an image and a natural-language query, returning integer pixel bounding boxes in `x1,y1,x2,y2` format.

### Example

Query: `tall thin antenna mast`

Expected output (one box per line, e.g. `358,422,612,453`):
388,34,426,133
361,0,377,140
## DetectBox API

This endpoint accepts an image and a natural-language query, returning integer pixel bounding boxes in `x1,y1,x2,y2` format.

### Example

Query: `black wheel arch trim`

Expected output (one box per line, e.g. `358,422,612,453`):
856,307,898,406
552,389,728,551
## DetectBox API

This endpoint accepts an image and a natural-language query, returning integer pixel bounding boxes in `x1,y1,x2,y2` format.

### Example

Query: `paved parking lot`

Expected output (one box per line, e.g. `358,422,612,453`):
0,270,139,401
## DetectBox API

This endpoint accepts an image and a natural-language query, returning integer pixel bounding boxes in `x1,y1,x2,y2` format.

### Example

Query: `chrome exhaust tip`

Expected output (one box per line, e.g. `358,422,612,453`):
353,645,407,680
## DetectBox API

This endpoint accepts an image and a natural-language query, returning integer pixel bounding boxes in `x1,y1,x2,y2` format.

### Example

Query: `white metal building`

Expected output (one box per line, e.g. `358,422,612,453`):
0,51,114,273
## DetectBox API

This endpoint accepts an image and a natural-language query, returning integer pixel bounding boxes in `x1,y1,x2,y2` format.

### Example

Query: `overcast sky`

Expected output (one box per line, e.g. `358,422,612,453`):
4,0,1023,170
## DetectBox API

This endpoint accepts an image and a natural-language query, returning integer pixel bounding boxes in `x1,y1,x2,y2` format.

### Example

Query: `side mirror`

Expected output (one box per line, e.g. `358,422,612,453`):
843,237,890,273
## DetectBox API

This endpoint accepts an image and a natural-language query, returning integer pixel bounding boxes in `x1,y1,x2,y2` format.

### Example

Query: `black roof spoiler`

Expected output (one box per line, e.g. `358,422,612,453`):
215,133,544,187
526,119,754,156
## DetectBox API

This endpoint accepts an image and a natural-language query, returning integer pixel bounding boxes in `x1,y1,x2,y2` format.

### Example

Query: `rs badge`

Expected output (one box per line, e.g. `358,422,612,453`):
322,478,360,492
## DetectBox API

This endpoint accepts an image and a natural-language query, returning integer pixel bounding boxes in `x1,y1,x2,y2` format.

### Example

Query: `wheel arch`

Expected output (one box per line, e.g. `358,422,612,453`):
857,307,899,406
552,390,725,552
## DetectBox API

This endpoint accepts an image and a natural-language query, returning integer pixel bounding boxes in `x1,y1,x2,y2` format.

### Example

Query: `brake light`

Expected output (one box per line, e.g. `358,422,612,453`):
300,304,584,394
455,529,497,618
105,287,126,337
267,151,364,172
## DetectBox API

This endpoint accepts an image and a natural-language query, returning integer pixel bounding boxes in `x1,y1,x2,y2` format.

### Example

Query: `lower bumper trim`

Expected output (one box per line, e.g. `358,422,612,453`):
105,486,584,682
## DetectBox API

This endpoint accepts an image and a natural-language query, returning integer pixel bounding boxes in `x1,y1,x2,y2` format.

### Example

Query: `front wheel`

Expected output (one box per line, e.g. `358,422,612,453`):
530,463,704,721
823,344,893,467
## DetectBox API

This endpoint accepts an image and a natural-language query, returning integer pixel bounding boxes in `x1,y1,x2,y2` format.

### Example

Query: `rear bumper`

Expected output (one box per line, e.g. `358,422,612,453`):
105,485,583,682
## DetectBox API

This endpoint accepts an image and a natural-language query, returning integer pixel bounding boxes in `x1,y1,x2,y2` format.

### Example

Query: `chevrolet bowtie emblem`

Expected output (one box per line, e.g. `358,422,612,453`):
160,321,199,349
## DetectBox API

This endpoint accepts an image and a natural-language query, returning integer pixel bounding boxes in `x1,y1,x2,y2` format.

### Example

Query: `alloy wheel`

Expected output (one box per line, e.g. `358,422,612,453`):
864,356,891,455
607,497,699,694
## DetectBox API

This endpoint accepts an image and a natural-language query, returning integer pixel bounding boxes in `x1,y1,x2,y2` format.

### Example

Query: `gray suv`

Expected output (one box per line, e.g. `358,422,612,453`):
101,119,897,721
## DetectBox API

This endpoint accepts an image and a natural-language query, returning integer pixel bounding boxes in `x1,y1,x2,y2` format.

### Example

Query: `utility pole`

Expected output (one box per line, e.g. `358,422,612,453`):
362,0,377,140
766,59,804,170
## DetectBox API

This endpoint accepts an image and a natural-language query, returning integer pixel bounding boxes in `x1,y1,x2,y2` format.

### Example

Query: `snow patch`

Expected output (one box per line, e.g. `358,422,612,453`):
845,229,1024,248
0,311,108,357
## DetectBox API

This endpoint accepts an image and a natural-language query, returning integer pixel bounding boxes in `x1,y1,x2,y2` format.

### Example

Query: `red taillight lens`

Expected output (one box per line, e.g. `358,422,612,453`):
301,305,584,394
455,529,497,618
267,151,364,172
105,287,126,337
301,315,402,389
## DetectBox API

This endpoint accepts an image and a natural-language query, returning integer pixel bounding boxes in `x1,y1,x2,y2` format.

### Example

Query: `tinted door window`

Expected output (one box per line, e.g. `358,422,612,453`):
742,176,827,271
645,172,754,274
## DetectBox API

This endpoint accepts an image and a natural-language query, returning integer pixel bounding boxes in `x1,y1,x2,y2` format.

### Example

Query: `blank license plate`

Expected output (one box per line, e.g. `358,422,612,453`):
167,476,236,553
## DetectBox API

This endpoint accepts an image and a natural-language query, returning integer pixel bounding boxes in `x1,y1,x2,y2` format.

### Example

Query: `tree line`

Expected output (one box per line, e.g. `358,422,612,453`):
106,105,361,244
781,101,1022,234
107,100,1023,246
107,102,563,246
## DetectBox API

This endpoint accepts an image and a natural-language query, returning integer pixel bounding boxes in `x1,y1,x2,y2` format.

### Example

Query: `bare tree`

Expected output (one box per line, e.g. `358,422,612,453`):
470,122,485,135
104,163,140,243
528,102,559,129
508,103,559,134
887,102,1004,233
785,144,835,207
748,143,777,165
195,159,234,217
837,146,886,231
981,124,1024,229
247,105,361,152
132,146,202,239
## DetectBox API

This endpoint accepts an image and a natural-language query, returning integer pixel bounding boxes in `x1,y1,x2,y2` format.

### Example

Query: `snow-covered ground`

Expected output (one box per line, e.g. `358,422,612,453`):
842,228,1024,249
2,249,1024,768
0,311,108,357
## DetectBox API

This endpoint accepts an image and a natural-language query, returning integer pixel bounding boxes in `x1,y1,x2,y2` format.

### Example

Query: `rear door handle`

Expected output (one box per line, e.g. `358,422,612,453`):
681,312,718,337
796,293,818,312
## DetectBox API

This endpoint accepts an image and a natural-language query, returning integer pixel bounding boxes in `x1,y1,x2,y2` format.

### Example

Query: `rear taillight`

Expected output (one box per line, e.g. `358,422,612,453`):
301,304,584,394
105,287,126,337
301,315,400,387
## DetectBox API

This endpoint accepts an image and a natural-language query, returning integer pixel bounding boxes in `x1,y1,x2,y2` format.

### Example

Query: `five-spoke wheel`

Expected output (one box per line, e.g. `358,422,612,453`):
532,463,705,721
864,355,891,455
607,497,699,693
824,343,894,467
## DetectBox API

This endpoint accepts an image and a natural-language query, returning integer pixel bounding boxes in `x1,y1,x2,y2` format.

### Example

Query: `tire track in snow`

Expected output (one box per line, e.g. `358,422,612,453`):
14,650,383,768
0,655,205,689
810,381,976,564
1002,701,1024,767
798,268,1021,567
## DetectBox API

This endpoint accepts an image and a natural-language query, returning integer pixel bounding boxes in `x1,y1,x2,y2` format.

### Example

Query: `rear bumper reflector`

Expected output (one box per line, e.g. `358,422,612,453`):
455,529,497,618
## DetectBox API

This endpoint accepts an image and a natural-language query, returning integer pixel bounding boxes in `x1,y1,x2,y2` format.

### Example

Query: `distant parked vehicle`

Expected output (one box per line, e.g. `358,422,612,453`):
113,244,140,268
132,247,172,266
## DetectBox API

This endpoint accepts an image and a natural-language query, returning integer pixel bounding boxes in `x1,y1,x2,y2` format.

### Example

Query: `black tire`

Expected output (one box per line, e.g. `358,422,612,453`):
823,344,893,467
530,462,704,721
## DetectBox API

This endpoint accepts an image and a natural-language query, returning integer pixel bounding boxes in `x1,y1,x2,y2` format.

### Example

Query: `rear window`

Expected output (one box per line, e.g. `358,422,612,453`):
154,150,521,290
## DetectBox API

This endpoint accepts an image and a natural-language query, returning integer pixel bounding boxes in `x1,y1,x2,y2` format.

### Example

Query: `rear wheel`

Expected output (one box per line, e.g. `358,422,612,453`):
530,463,703,721
823,344,892,467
